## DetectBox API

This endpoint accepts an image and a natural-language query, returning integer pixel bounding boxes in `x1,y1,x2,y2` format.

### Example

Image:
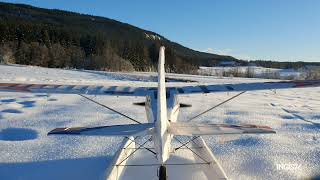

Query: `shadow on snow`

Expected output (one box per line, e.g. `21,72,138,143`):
0,156,112,180
0,128,38,141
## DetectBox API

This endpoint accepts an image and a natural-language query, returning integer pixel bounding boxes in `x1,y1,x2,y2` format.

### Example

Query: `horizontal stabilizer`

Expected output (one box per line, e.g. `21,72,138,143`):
133,102,191,108
179,103,192,108
133,102,146,106
168,122,275,136
48,123,154,136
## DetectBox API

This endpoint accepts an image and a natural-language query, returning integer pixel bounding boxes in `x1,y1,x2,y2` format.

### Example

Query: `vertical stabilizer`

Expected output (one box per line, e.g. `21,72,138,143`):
157,46,167,124
155,46,170,164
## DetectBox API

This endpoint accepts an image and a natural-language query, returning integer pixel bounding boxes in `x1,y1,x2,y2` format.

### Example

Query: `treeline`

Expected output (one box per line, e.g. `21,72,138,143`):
248,60,320,69
0,15,193,73
199,66,320,80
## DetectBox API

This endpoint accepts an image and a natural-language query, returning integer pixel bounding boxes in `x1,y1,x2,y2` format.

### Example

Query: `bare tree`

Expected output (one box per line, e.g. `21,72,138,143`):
0,44,15,64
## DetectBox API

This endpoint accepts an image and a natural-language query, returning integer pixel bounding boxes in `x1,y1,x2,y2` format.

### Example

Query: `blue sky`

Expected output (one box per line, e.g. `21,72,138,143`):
2,0,320,62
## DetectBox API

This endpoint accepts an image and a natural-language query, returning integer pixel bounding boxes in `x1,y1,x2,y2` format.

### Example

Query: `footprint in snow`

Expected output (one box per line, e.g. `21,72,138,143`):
312,115,320,120
0,98,16,103
35,94,49,97
1,109,23,114
225,111,243,115
17,101,36,108
281,115,295,120
224,117,239,124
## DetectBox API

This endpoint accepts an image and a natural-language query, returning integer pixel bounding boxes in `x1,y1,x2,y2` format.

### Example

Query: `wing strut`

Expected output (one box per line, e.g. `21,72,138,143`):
78,94,142,124
116,136,154,166
188,91,246,122
174,136,200,151
174,137,210,164
125,136,156,155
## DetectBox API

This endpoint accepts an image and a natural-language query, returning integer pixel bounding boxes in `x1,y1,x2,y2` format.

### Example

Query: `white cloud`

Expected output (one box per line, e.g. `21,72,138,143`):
204,48,214,54
203,48,232,55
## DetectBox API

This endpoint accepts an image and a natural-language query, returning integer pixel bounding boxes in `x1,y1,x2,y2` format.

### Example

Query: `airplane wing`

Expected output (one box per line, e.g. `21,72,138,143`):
172,79,320,94
0,83,149,96
1,80,319,96
48,123,154,136
168,122,275,136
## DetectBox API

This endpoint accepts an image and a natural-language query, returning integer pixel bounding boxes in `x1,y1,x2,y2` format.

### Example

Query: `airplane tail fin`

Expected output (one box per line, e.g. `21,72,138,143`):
168,122,275,136
155,46,171,164
157,46,167,124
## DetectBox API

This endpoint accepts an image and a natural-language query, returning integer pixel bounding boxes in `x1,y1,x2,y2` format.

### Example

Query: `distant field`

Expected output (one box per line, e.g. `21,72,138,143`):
198,66,318,80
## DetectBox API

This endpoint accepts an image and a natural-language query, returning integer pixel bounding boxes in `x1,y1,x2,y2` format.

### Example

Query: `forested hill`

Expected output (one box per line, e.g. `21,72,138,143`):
0,2,238,73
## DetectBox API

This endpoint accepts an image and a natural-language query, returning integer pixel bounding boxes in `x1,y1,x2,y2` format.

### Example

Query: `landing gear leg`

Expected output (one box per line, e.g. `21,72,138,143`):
158,165,167,180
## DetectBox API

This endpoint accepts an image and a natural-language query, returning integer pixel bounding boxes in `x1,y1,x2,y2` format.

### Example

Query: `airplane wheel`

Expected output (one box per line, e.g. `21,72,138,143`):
159,165,167,180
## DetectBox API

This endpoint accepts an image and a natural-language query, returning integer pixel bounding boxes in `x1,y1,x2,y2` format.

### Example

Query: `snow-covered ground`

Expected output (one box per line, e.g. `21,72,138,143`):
0,64,319,180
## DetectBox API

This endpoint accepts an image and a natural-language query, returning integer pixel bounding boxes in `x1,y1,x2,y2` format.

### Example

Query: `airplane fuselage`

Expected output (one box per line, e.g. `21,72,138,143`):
145,90,180,164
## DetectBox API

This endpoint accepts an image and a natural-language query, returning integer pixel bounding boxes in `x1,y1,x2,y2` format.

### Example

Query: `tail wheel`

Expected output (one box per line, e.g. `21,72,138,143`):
159,165,167,180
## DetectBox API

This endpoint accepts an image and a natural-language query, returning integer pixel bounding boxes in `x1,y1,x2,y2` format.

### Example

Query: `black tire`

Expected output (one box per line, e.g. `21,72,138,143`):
159,165,167,180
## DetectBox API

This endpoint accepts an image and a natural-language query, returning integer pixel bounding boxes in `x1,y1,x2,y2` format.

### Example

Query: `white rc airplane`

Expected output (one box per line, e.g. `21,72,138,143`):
0,46,319,180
